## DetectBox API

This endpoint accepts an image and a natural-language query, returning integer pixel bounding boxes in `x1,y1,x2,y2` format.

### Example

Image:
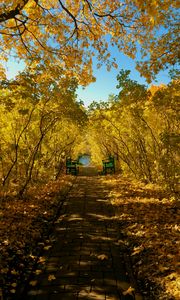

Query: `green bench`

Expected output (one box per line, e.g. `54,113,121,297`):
102,156,115,175
66,157,79,175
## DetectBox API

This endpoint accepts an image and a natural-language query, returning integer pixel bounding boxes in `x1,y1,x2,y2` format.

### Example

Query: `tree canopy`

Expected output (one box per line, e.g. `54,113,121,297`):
0,0,179,83
87,71,179,191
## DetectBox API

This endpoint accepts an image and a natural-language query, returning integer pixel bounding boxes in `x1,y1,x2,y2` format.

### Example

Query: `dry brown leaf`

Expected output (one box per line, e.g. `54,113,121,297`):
35,269,42,275
131,245,144,256
97,254,108,260
48,274,56,281
43,245,52,251
122,286,135,296
29,280,38,286
11,283,17,287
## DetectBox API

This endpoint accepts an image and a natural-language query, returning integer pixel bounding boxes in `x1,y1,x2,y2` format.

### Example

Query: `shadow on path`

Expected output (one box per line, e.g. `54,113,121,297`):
78,166,99,176
20,172,142,300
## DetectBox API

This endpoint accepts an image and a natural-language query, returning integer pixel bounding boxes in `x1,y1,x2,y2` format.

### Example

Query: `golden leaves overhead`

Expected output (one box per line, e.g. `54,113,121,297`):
0,0,179,83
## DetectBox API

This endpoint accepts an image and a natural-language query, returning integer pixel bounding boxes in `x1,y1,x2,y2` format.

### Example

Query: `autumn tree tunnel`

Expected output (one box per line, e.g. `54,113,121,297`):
0,2,179,299
0,68,179,197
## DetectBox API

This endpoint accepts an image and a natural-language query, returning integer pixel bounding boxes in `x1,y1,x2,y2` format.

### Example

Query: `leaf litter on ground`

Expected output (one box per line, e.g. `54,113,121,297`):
0,174,179,300
102,175,179,300
0,176,75,299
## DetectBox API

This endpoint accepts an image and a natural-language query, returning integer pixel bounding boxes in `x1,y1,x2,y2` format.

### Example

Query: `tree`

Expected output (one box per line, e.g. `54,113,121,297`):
0,0,179,83
0,65,87,195
87,70,179,191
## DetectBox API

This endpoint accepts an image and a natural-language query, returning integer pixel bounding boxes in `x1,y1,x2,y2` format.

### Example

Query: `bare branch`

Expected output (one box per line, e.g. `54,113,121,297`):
15,18,32,56
0,0,29,23
58,0,79,34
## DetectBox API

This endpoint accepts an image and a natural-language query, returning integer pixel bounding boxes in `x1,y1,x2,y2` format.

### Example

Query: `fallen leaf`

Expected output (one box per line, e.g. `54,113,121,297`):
11,270,18,275
43,245,52,251
11,283,17,287
29,280,38,286
35,269,42,275
131,245,144,256
97,254,108,260
123,286,135,296
48,274,56,281
159,265,169,273
38,257,46,263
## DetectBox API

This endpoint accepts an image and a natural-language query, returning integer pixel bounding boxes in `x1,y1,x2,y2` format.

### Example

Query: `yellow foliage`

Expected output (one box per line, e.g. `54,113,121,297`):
0,64,6,79
0,0,178,82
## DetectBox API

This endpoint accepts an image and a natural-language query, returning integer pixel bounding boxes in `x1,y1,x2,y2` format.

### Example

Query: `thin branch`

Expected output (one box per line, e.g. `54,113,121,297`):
84,0,93,12
0,0,29,23
15,18,32,55
58,0,79,40
0,30,23,36
58,0,78,29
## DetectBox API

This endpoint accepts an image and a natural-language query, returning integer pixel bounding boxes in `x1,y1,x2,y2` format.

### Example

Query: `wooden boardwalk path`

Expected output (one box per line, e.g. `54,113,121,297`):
20,169,142,300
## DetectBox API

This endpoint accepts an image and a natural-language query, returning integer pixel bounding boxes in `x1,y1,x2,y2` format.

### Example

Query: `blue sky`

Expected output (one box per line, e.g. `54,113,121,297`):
5,59,26,79
4,50,171,107
77,53,171,107
77,35,171,106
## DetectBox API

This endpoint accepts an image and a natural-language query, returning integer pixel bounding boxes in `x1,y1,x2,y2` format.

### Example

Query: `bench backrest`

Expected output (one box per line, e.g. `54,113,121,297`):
66,158,78,167
104,161,114,167
102,156,114,165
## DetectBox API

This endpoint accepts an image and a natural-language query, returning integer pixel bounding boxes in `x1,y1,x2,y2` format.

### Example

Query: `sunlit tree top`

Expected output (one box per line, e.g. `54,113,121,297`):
0,0,179,84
